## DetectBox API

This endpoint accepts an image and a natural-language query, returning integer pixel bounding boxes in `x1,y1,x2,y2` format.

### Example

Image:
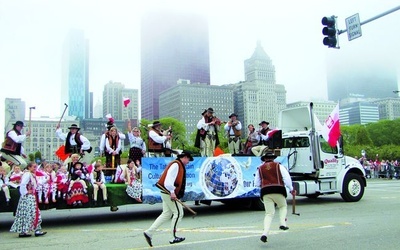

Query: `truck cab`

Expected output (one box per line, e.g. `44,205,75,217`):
278,103,366,202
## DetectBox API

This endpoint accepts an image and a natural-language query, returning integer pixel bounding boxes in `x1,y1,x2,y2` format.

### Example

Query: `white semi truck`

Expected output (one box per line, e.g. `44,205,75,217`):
278,102,366,202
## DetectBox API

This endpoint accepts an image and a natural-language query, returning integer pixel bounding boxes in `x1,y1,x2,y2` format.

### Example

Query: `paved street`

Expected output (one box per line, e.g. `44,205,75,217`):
1,178,400,250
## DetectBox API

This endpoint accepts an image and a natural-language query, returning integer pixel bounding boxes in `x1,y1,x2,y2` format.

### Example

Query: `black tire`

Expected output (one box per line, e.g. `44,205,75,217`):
306,193,320,199
340,173,364,202
251,197,264,210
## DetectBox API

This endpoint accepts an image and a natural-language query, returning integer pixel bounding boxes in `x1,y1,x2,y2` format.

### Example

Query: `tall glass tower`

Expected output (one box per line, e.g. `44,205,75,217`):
141,11,210,120
62,29,89,119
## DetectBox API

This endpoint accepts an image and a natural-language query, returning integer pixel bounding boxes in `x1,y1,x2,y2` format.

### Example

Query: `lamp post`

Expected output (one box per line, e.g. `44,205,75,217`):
28,106,35,149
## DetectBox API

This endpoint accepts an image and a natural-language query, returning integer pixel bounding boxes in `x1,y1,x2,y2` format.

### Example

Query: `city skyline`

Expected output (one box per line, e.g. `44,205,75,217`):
1,0,399,135
141,10,210,120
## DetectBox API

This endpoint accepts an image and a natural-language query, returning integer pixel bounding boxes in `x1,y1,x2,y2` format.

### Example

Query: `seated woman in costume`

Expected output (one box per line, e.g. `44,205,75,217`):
122,159,142,202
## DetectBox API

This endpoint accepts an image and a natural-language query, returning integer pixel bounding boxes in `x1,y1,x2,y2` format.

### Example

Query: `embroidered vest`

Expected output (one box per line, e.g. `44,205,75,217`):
148,128,164,152
258,161,287,197
64,132,83,154
156,160,186,199
1,129,22,154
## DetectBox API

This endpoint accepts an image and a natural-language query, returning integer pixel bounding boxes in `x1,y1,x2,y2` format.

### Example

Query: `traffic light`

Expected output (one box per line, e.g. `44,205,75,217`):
321,16,338,48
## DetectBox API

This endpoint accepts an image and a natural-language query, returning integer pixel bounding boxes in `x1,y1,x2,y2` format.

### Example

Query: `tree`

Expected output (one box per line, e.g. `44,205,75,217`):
366,119,400,146
139,117,189,151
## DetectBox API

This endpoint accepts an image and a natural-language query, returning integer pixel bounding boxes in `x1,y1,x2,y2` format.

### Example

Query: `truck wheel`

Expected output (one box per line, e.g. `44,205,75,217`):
306,193,320,199
340,173,364,202
251,198,264,210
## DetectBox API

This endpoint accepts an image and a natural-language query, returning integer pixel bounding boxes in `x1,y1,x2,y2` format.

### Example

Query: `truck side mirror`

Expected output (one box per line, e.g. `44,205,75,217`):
338,135,344,155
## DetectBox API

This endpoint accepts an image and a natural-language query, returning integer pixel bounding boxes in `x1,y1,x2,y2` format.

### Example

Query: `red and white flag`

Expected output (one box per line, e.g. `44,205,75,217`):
322,104,341,147
123,97,131,107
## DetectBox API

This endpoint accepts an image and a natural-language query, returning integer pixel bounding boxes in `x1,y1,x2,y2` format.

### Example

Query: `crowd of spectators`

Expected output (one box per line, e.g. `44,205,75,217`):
356,156,400,179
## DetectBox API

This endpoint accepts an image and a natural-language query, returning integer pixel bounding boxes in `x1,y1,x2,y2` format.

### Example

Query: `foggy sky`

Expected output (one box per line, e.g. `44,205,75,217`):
0,0,399,135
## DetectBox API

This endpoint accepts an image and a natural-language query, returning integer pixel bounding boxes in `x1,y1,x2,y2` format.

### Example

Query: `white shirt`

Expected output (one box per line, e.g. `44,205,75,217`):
164,162,180,194
254,162,293,192
19,171,37,196
90,171,106,184
6,130,26,154
99,132,126,154
224,121,242,136
128,132,146,151
197,117,216,133
105,136,122,154
149,129,167,144
55,128,91,150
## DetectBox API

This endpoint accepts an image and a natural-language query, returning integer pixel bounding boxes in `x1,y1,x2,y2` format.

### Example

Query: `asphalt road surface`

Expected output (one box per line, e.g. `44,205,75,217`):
1,178,399,250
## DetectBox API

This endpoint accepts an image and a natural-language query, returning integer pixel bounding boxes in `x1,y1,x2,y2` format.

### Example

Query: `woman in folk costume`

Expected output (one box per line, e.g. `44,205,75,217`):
105,127,122,169
10,162,47,237
127,122,146,164
243,124,259,155
105,126,124,182
123,159,142,202
99,115,126,157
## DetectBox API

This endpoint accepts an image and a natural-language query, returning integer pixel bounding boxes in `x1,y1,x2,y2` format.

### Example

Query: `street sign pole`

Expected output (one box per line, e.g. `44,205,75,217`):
338,5,400,36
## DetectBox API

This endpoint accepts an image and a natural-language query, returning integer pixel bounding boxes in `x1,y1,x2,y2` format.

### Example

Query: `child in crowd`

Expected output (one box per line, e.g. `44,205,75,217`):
68,162,88,193
7,165,23,189
90,162,108,206
0,165,11,206
123,159,142,202
56,165,69,199
41,163,57,203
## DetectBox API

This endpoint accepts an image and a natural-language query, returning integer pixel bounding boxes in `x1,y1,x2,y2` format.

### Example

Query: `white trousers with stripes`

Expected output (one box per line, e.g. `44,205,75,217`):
145,192,184,238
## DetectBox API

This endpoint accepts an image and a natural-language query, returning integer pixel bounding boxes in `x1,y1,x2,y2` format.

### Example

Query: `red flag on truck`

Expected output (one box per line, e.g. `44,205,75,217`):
322,104,341,147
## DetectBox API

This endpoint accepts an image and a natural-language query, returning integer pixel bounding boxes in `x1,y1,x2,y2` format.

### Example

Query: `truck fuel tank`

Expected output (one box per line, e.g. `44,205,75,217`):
293,180,318,196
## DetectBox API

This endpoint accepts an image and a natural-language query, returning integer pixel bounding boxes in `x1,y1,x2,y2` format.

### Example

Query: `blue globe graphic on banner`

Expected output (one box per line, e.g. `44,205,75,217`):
202,157,240,197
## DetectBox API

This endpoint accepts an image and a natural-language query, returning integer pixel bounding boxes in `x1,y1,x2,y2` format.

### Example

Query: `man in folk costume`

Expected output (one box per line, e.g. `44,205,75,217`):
1,121,30,169
254,152,296,243
224,113,242,155
148,121,172,157
10,162,47,237
195,108,220,157
55,123,92,164
251,121,270,157
143,151,194,247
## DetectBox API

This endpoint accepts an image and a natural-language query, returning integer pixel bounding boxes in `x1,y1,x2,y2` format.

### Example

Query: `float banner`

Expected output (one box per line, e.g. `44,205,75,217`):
141,156,288,204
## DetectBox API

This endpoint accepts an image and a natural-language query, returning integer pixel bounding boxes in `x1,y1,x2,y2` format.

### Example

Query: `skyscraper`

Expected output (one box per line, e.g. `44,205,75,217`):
327,58,398,102
234,42,286,128
141,11,210,120
103,81,139,121
62,29,89,119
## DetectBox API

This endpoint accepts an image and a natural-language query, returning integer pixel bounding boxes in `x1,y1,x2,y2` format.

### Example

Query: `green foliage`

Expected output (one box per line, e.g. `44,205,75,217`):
342,119,400,160
28,153,35,162
140,117,188,150
366,119,400,146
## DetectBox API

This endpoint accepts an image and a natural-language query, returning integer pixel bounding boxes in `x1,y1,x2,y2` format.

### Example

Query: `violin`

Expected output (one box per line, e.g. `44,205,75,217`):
211,116,227,126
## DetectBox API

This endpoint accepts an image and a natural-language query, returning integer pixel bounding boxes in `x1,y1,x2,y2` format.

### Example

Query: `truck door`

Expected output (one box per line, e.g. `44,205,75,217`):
318,135,342,178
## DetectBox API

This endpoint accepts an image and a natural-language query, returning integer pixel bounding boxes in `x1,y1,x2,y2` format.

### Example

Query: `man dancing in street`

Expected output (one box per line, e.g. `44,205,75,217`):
143,151,194,247
254,152,296,243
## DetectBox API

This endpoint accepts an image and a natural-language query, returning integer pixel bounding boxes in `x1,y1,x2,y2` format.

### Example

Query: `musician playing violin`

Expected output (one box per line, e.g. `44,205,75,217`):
195,108,220,157
224,113,242,155
148,121,172,157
